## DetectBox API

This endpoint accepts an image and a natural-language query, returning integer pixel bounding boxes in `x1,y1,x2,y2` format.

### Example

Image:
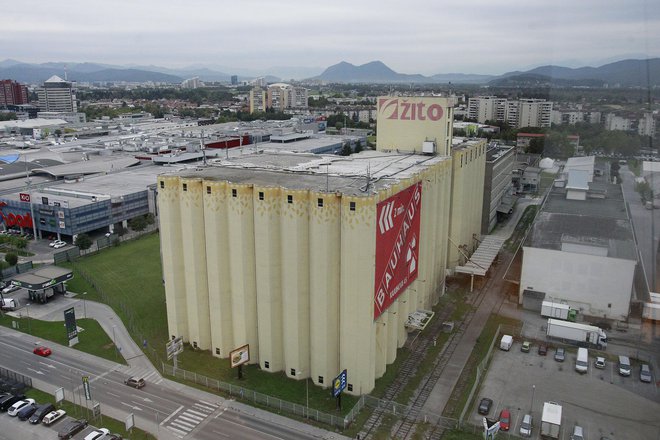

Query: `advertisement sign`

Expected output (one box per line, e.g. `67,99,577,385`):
19,193,30,202
332,369,347,397
376,96,452,153
229,344,250,368
374,182,422,319
82,376,92,400
0,202,33,228
64,307,79,346
166,336,183,360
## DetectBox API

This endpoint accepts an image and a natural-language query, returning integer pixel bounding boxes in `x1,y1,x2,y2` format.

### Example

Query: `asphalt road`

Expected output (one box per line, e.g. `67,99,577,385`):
0,326,346,440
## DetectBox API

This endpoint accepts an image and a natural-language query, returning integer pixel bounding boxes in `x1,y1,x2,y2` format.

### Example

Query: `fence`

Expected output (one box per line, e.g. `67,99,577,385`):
0,366,32,391
161,363,351,429
1,261,33,279
53,225,159,262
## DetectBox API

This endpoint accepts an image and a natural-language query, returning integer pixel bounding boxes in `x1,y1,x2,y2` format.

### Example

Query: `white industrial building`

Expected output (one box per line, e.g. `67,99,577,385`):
520,159,637,321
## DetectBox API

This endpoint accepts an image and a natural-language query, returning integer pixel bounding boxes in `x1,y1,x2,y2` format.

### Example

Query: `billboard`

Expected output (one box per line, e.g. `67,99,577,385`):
64,307,79,346
376,96,453,154
374,182,422,319
229,344,250,368
332,369,347,397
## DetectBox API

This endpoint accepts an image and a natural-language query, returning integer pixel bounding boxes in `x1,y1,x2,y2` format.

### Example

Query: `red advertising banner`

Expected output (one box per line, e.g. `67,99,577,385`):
374,182,422,319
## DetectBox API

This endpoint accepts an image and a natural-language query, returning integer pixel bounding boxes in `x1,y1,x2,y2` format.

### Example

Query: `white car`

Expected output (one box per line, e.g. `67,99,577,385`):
84,428,110,440
1,284,20,295
52,240,67,249
7,398,35,416
42,409,66,425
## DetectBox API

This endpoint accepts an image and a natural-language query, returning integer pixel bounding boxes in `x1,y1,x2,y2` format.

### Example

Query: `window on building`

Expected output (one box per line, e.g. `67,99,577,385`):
259,191,264,200
232,188,237,197
318,198,324,207
318,376,324,384
350,201,356,211
264,361,270,369
192,341,198,349
182,183,187,192
287,195,293,204
290,368,296,376
207,186,211,194
215,348,220,355
160,181,164,189
347,383,353,392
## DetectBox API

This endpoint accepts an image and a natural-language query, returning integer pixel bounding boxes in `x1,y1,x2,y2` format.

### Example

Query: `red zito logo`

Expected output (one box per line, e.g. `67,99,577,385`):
378,98,444,121
0,202,33,228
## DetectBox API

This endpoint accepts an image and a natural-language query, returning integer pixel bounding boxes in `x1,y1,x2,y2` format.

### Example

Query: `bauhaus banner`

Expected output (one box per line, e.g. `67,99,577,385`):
374,182,422,319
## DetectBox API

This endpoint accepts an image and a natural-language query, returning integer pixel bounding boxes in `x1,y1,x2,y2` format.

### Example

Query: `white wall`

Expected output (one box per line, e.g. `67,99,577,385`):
519,247,635,320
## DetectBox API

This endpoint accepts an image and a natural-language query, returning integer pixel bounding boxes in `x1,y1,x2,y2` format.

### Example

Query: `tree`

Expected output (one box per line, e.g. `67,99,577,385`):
128,215,148,232
340,143,352,156
144,213,155,225
75,233,93,250
527,137,545,155
5,253,17,266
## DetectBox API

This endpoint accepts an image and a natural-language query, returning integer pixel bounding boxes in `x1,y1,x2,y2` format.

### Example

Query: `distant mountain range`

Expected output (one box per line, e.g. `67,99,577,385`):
311,59,660,87
1,58,657,87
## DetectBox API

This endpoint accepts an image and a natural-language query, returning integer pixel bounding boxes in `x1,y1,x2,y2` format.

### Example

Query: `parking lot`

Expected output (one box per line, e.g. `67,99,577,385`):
0,409,109,440
472,340,660,439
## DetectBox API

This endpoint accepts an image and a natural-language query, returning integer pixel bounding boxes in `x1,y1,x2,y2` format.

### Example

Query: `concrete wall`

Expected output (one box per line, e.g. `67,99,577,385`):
519,246,635,320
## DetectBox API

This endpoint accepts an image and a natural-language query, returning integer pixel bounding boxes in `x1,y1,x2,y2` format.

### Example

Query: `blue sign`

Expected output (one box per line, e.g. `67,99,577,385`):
332,369,347,397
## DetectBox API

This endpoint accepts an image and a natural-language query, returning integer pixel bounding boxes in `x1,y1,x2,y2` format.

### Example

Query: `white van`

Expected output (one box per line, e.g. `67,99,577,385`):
499,334,513,351
0,298,19,310
618,355,631,376
575,347,589,374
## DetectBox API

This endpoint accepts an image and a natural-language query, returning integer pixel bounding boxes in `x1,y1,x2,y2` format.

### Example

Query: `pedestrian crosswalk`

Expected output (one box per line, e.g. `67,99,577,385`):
165,400,219,438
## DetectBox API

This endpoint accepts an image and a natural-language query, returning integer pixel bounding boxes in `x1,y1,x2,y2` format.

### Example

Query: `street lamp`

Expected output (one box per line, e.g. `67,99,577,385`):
296,370,309,418
26,303,31,334
82,292,87,319
530,384,536,413
112,325,117,359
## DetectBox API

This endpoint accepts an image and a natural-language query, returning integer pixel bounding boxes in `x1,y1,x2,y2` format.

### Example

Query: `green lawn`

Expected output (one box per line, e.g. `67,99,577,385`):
25,388,155,439
0,314,122,364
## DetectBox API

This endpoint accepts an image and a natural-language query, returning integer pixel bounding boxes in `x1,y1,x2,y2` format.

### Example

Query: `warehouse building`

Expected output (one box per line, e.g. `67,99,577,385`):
158,96,486,395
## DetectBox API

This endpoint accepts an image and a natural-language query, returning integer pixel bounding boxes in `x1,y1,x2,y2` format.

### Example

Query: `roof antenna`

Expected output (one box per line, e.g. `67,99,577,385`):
201,129,207,165
365,162,371,192
64,64,67,81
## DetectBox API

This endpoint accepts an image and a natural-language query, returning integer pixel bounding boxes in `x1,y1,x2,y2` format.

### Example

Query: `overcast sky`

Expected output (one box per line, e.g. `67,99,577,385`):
4,0,659,76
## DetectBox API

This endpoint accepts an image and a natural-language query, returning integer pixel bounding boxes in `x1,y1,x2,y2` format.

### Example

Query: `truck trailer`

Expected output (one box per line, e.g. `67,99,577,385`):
541,301,576,321
546,318,607,349
540,401,562,439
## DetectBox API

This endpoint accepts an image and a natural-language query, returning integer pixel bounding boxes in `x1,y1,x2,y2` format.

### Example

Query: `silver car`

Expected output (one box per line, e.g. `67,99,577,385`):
519,413,533,437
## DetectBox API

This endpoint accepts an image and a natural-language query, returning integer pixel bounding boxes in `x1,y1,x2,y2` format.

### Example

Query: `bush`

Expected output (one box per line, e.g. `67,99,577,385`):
75,233,93,250
5,252,18,266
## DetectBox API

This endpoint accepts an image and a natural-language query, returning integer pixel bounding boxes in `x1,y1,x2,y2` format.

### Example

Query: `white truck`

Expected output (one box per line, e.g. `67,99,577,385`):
546,319,607,349
540,401,562,439
541,301,576,321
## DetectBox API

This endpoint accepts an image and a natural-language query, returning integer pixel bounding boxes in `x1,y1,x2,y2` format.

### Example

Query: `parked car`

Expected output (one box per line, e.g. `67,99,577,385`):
8,398,35,416
84,428,110,440
478,397,493,415
17,402,38,421
58,418,88,439
571,425,585,440
554,347,565,362
640,364,652,383
538,343,548,356
519,413,533,437
33,346,52,357
1,284,19,295
499,408,511,431
595,357,606,369
124,376,145,389
29,403,55,424
521,341,530,353
42,409,67,425
0,394,25,411
53,240,67,249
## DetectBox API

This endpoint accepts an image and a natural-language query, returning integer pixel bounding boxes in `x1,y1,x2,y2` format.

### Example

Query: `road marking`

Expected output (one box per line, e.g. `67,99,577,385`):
167,426,187,438
106,392,120,398
186,409,207,417
120,402,142,411
172,419,196,429
217,415,285,440
162,405,184,424
27,367,44,375
212,429,230,438
179,414,203,424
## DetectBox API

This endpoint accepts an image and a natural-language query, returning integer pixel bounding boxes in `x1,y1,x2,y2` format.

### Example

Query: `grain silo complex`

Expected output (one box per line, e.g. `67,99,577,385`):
158,97,486,395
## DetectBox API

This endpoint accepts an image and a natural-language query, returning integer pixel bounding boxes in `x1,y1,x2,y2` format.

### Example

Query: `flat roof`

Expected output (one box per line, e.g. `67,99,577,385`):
171,150,450,197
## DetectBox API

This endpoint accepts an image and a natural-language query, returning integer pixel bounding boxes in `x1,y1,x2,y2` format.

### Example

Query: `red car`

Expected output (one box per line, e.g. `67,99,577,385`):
499,408,511,431
33,346,52,357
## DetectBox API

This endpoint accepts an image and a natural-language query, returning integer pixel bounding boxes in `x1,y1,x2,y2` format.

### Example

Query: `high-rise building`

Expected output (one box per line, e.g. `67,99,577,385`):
249,87,267,113
0,79,29,107
266,83,308,111
638,113,656,137
467,96,552,128
36,76,77,112
231,75,238,85
181,77,203,89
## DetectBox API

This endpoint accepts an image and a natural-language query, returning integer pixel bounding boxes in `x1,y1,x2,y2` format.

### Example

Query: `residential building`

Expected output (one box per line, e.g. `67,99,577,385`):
604,113,632,131
267,83,309,111
481,144,516,234
467,96,507,123
36,76,77,113
0,79,29,107
468,96,552,128
249,88,267,113
638,112,656,137
181,77,203,89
